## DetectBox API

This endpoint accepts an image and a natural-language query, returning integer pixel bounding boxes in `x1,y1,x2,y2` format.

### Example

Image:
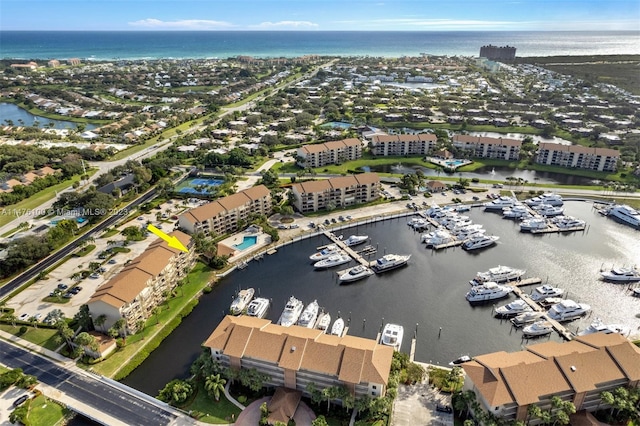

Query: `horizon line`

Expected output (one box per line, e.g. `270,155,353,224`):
2,29,639,32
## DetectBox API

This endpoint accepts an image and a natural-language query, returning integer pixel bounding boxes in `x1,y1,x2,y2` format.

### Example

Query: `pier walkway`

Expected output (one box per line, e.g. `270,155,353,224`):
322,230,376,272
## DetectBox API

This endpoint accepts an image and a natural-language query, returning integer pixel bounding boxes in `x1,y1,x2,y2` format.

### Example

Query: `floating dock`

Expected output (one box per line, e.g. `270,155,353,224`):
431,240,464,250
323,230,371,269
530,224,586,234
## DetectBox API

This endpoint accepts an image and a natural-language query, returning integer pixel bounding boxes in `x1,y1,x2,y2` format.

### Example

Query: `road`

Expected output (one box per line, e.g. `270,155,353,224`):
0,340,182,426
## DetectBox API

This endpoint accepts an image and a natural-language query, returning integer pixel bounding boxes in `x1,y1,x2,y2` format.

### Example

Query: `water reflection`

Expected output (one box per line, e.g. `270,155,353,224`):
0,103,97,130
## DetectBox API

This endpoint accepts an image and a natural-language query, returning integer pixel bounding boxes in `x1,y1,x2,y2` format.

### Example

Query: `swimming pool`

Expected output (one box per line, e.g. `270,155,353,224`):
445,160,467,167
233,235,258,251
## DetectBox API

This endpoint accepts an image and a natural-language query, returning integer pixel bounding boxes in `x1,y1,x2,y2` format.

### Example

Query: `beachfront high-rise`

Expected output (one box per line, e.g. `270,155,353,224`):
479,45,517,61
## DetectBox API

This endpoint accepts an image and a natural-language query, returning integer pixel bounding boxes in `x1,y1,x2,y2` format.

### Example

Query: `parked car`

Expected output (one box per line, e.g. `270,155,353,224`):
13,395,29,407
108,259,117,264
289,224,299,229
472,196,480,201
57,283,68,290
18,313,30,321
89,273,100,279
34,313,42,321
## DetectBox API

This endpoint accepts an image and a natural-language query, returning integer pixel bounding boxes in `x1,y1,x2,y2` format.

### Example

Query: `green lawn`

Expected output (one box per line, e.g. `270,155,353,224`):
73,244,96,257
182,382,242,424
0,324,59,351
101,229,119,238
90,262,214,377
25,395,69,426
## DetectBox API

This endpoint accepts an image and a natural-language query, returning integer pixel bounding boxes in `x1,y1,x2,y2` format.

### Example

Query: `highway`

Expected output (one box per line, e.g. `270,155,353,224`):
0,340,179,425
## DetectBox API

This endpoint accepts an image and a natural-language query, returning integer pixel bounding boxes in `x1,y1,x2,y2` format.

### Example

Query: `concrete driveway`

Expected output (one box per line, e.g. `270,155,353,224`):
391,381,453,426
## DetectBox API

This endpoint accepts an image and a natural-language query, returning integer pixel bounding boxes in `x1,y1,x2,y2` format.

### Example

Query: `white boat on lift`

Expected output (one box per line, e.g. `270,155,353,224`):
330,318,345,336
523,320,553,337
380,323,404,351
316,312,331,333
343,235,369,247
297,300,319,328
278,296,304,327
246,297,270,319
230,288,255,315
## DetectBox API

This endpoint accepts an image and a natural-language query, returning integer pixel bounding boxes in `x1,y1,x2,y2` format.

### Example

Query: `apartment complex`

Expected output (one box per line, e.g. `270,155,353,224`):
290,173,381,213
479,45,517,61
87,231,196,332
178,185,272,235
204,315,394,398
369,134,438,156
535,143,620,172
0,166,59,193
296,138,363,168
462,333,640,424
452,135,522,160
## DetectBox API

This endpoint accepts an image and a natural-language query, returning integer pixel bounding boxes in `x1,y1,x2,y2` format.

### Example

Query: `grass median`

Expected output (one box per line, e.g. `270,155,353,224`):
88,261,214,379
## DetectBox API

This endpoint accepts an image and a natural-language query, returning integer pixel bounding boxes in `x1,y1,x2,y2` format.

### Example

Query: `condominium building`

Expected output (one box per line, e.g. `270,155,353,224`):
479,45,517,61
452,135,522,160
290,173,381,213
204,315,394,398
370,134,438,156
178,185,272,235
535,143,620,172
462,333,640,424
296,138,363,168
87,231,196,332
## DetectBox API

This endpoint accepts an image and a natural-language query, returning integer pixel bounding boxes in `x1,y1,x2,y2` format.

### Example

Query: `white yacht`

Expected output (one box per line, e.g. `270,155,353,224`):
446,218,474,232
343,235,369,247
556,216,586,229
371,254,411,273
607,204,640,227
316,312,331,333
278,296,304,327
523,320,554,337
330,318,345,336
530,284,564,301
229,288,255,315
547,299,591,321
539,297,565,309
462,235,499,251
422,229,455,246
510,311,546,327
339,265,374,283
455,228,486,242
520,217,548,232
465,282,513,303
380,323,404,351
502,204,531,219
534,204,565,217
600,266,640,282
525,193,564,207
448,355,472,366
494,299,533,318
246,297,270,319
471,265,526,285
309,245,340,261
577,318,629,336
484,196,517,211
297,300,319,328
314,253,351,269
407,218,429,230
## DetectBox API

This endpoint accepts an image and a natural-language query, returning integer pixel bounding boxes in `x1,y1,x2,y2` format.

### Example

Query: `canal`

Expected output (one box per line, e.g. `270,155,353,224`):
122,201,640,396
0,103,97,130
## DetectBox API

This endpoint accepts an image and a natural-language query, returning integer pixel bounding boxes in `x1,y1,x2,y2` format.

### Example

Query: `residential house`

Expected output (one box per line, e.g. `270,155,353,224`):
452,135,522,160
204,315,394,399
290,173,381,213
178,185,272,235
87,231,196,333
462,333,640,424
296,138,362,168
370,134,438,156
0,167,60,193
97,173,136,197
535,143,619,172
426,181,447,193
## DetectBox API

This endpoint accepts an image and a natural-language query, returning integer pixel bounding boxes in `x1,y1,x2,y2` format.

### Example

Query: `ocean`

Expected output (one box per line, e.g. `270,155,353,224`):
1,31,639,60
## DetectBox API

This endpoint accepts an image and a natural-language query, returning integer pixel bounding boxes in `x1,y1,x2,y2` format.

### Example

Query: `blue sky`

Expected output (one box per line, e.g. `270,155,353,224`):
2,0,639,31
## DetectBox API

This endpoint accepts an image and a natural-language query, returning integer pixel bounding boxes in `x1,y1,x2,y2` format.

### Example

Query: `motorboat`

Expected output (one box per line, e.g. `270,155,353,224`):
313,253,351,269
600,266,640,282
371,254,411,273
462,235,499,251
555,216,586,229
246,297,270,319
455,228,486,241
465,282,513,303
502,204,532,219
483,196,517,211
523,320,554,337
422,229,456,247
525,193,564,207
547,299,591,321
471,265,526,285
607,204,640,227
339,265,374,283
510,311,546,327
407,218,429,230
309,245,341,261
530,284,564,301
449,355,472,366
278,296,304,327
297,300,319,328
330,318,345,336
538,297,565,309
445,218,474,232
577,318,629,336
343,235,369,247
454,224,484,237
520,217,548,232
534,203,565,217
380,323,404,351
316,312,331,333
229,288,255,315
494,299,533,318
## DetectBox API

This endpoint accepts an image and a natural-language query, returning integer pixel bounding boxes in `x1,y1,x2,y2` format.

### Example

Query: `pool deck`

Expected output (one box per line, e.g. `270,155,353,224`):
428,156,473,171
219,227,272,264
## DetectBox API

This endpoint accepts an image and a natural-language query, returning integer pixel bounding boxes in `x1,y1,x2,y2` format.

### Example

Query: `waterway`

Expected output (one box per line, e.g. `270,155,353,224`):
364,163,596,186
0,103,97,130
122,201,640,396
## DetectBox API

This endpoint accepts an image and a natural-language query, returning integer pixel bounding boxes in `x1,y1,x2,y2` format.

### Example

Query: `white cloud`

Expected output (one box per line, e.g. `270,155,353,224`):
250,20,319,29
128,18,234,30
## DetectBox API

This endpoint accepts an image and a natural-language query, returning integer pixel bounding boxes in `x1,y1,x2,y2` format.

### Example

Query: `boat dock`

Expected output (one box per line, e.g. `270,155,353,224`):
507,280,574,341
530,224,587,234
322,230,372,269
431,240,464,250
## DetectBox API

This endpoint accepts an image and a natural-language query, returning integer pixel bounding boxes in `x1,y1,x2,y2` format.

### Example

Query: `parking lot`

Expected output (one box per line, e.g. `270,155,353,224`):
0,387,32,425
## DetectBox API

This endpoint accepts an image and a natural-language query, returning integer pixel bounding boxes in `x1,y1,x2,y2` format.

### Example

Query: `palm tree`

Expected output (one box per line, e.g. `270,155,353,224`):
204,374,226,401
113,318,127,343
7,313,17,327
94,314,107,332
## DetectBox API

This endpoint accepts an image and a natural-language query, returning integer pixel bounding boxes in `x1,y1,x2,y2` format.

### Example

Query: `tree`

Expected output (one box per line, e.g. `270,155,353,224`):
204,374,226,401
113,318,127,343
73,304,93,331
157,379,193,406
312,415,329,426
94,314,107,332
